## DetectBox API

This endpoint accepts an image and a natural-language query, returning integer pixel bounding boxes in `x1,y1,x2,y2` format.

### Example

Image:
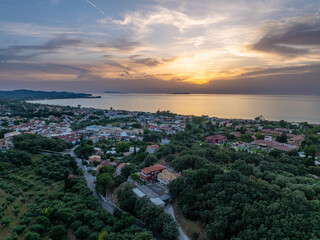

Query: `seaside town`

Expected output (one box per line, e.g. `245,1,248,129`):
0,101,317,159
2,0,320,238
1,98,320,240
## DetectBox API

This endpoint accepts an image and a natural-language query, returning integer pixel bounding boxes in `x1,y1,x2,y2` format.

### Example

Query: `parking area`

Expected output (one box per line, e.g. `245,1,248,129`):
133,182,171,207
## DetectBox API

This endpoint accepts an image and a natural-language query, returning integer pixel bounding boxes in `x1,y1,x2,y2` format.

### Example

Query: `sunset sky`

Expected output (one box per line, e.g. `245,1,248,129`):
0,0,320,94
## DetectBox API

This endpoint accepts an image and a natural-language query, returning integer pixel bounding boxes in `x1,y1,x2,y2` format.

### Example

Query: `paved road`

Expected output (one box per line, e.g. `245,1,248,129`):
64,147,189,240
63,148,115,213
165,205,189,240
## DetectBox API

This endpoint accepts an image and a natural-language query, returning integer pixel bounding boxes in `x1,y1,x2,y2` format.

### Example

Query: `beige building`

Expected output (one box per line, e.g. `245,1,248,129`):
157,169,180,185
0,139,10,151
88,155,102,163
4,131,21,139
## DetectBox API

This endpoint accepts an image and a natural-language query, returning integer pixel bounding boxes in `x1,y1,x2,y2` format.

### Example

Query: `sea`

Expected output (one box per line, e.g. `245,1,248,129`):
30,94,320,124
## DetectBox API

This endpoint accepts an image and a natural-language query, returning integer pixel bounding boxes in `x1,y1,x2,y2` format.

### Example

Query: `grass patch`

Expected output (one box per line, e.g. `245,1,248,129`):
172,199,207,240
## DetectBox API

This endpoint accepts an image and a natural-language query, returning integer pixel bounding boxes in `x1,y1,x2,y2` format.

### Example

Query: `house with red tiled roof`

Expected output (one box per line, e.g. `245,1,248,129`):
261,129,282,137
139,164,166,182
56,133,81,144
253,140,298,152
205,135,227,145
116,163,130,176
287,134,305,146
97,160,119,173
146,144,160,154
148,125,161,132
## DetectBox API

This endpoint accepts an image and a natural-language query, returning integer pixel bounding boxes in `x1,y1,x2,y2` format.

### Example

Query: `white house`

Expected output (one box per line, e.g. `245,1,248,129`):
161,138,171,145
129,146,140,153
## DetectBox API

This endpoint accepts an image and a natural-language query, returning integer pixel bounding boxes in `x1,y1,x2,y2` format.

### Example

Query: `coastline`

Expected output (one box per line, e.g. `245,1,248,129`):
28,97,320,125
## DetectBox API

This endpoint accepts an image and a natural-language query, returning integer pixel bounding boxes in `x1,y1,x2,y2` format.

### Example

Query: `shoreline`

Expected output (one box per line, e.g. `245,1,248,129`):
27,99,320,125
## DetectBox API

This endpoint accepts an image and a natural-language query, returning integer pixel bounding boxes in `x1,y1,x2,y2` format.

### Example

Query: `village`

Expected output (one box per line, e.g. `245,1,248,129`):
1,102,319,201
0,102,317,160
1,100,320,240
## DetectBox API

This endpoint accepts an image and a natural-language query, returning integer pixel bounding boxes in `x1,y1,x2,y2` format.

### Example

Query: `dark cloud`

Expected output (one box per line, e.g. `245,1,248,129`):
105,61,133,71
129,55,177,66
1,62,320,95
130,56,160,66
97,37,140,52
250,19,320,57
238,64,320,78
0,62,90,76
200,64,320,95
0,36,141,62
101,54,113,58
0,37,84,62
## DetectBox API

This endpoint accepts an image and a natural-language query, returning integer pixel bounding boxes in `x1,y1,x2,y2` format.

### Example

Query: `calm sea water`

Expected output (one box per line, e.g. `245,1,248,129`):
30,94,320,123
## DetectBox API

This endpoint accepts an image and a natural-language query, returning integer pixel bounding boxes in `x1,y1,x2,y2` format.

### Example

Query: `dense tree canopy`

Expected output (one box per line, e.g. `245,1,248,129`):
13,134,70,153
74,143,95,159
169,143,320,239
0,150,154,240
117,185,178,240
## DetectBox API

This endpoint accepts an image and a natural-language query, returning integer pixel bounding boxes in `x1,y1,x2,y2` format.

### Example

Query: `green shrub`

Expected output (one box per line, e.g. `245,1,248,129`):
13,225,27,234
74,225,90,239
49,225,66,240
30,224,46,233
24,231,40,240
1,217,11,226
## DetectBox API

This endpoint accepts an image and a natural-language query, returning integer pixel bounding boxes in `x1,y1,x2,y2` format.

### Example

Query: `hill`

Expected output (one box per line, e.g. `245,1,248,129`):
0,89,100,100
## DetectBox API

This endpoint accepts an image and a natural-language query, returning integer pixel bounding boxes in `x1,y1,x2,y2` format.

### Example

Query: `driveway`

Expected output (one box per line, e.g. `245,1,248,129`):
165,204,189,240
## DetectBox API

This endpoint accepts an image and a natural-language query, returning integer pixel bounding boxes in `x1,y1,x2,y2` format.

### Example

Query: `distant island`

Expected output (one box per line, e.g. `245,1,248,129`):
170,92,191,94
0,89,101,100
104,91,126,94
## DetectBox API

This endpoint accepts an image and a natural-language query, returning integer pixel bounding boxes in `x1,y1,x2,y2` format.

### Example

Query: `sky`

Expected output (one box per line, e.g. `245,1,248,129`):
0,0,319,94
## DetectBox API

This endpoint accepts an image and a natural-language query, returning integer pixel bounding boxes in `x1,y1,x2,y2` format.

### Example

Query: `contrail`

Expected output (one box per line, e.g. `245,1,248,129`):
85,0,129,33
86,0,106,16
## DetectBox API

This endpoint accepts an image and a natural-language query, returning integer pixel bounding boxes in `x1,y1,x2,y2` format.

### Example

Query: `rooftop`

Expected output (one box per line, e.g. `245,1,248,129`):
141,164,166,174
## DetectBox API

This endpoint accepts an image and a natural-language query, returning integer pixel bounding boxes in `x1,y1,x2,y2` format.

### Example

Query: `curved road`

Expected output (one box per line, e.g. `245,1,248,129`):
64,147,189,240
64,148,115,212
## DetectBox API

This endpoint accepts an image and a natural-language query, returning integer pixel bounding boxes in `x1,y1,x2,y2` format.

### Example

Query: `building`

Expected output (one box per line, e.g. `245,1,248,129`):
133,188,146,198
0,139,10,151
205,135,227,144
56,133,81,144
261,129,282,137
150,197,165,208
253,140,298,152
88,135,100,144
161,138,171,145
129,146,140,153
97,160,118,173
132,184,170,208
139,164,166,182
4,131,21,139
157,169,180,185
287,134,305,146
86,125,102,132
88,155,101,164
230,132,241,138
146,144,160,154
116,163,130,176
106,147,117,155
